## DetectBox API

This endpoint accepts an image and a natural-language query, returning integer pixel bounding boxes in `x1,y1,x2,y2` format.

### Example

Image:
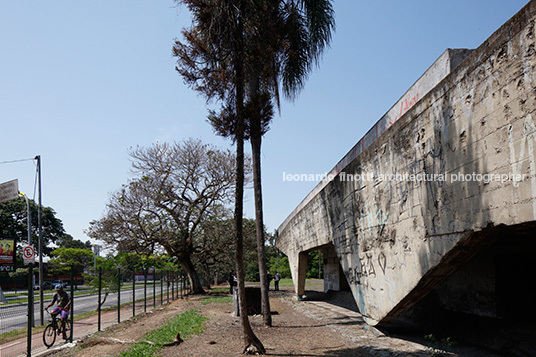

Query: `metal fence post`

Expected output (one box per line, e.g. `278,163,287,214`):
144,268,147,313
69,266,74,343
160,272,163,306
132,271,136,317
153,268,156,308
171,273,175,301
117,267,121,324
166,272,169,304
182,275,185,299
98,267,102,331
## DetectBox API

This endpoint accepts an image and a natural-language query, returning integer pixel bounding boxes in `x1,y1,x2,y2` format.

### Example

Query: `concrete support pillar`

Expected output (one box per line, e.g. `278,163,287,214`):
295,252,309,299
288,250,309,299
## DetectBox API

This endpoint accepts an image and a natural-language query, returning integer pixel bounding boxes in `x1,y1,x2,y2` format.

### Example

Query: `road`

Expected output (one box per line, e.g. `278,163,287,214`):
0,282,178,335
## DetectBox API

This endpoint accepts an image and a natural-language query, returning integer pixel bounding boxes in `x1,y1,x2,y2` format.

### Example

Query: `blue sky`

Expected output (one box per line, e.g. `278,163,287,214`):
0,0,530,247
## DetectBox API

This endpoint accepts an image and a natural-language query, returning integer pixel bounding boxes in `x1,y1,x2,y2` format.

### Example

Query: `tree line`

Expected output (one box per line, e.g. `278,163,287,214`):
0,189,291,286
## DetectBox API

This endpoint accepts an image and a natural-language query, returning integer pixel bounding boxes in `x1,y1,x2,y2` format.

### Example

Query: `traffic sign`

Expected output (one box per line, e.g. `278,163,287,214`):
0,179,19,204
23,245,35,265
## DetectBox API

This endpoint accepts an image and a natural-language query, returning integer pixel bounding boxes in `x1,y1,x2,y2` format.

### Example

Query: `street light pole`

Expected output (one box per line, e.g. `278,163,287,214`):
36,155,44,325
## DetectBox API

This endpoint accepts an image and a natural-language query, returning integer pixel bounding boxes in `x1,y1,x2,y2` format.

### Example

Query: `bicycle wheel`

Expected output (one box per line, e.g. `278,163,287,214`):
43,324,56,348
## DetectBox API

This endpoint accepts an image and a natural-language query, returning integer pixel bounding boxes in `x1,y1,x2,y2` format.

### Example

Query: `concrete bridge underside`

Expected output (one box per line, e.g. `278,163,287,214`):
276,1,536,326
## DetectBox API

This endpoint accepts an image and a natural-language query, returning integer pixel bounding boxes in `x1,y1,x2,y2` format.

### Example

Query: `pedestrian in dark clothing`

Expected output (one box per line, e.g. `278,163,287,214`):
266,270,272,291
228,272,235,294
274,272,280,291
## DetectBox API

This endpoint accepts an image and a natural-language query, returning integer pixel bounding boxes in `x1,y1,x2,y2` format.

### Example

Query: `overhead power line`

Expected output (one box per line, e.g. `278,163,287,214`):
0,158,36,165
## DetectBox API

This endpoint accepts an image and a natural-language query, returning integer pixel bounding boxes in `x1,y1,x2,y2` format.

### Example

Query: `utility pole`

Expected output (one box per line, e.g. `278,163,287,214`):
36,155,44,325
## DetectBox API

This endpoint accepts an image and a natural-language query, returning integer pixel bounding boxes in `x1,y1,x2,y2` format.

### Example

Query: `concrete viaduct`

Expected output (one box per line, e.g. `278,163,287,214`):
276,1,536,326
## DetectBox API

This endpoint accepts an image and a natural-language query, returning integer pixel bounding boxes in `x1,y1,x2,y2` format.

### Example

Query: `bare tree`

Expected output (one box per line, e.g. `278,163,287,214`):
88,139,236,294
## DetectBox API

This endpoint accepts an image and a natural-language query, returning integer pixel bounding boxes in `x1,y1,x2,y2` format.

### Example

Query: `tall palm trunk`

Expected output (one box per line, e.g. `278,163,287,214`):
234,7,265,354
235,130,265,354
251,134,271,326
248,78,272,327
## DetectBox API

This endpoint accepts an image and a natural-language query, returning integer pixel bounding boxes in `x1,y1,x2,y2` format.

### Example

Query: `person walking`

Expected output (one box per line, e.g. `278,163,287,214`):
274,272,280,291
228,272,236,294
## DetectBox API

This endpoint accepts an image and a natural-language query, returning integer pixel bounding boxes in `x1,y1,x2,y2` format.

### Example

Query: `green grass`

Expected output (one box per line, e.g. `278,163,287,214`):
277,278,295,286
207,287,229,294
257,278,323,287
119,309,208,357
200,296,233,305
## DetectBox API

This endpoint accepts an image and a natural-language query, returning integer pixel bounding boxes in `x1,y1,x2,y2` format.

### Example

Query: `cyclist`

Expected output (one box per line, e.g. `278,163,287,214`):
45,284,71,339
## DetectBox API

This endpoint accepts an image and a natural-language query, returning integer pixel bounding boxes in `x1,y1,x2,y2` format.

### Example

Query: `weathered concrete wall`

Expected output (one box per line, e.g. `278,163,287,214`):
277,0,536,326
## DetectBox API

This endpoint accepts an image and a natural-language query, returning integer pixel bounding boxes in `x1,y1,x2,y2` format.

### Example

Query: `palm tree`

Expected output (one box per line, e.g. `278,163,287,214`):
174,0,266,353
174,0,334,351
245,0,335,327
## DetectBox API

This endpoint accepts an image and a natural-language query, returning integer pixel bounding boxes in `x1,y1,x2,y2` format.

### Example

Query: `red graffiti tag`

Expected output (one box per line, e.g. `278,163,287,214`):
390,93,419,125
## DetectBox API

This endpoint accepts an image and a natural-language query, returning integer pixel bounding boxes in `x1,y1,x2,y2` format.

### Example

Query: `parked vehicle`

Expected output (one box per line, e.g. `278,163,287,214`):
34,281,53,290
42,281,54,290
52,280,67,288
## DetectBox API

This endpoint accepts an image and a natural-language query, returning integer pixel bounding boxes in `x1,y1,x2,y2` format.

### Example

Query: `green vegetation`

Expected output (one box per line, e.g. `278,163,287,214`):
0,327,33,345
200,296,233,305
119,309,207,357
0,197,65,257
265,250,323,280
424,334,458,351
207,287,229,294
48,247,93,279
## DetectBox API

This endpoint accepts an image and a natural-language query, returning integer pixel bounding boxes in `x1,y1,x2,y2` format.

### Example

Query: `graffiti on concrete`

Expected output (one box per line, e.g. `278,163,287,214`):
508,113,536,219
390,93,420,125
358,204,389,238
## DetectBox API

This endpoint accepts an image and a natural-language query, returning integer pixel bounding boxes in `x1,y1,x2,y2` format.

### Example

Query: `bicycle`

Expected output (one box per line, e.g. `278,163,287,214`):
43,308,71,348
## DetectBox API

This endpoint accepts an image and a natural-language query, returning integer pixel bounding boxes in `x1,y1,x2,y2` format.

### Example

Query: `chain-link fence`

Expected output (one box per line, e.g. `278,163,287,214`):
0,267,189,357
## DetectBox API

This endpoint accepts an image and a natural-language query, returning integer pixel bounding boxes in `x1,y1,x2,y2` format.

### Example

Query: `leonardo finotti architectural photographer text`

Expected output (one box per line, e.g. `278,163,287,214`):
282,171,526,184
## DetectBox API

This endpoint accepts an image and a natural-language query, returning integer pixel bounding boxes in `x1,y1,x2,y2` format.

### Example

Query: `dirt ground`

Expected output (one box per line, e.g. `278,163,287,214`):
49,285,499,357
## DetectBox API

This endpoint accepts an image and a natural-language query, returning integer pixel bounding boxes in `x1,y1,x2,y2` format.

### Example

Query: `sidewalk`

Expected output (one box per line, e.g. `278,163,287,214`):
0,298,173,357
